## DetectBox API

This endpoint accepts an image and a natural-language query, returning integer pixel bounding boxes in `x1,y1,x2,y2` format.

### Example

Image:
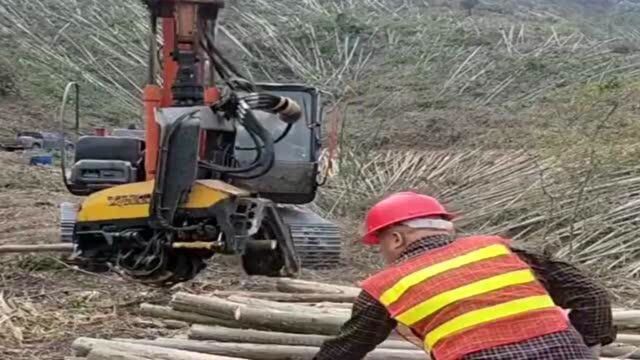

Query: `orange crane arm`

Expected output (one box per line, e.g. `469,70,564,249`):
142,0,224,179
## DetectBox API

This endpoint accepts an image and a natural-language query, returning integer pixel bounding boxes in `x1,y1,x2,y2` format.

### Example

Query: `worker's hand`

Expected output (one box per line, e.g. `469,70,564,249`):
589,344,601,358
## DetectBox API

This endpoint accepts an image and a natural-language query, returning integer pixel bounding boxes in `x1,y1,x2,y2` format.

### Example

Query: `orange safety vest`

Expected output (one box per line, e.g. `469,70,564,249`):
360,235,569,360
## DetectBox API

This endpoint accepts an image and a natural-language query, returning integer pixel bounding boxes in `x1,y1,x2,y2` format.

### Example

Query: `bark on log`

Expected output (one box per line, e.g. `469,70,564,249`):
113,338,429,360
212,290,356,303
617,334,640,346
600,344,640,359
72,338,245,360
614,311,640,329
188,324,418,350
0,243,73,254
86,347,149,360
275,278,360,296
171,293,347,335
226,295,350,315
298,302,354,310
163,320,189,329
139,303,248,329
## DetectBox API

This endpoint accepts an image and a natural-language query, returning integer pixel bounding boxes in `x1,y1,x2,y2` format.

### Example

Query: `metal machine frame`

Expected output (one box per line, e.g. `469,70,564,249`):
54,0,343,286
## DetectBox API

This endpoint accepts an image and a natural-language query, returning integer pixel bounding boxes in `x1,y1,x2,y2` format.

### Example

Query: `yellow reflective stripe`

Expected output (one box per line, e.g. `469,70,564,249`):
425,295,556,349
396,269,536,326
380,244,510,306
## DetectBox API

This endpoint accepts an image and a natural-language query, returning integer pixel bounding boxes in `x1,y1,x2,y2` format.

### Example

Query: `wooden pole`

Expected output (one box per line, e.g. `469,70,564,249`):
171,293,347,335
275,278,360,296
139,303,251,329
72,338,246,360
0,243,73,254
211,290,356,303
617,334,640,346
614,311,640,329
112,338,430,360
600,344,640,359
225,295,350,315
86,347,149,360
188,324,418,350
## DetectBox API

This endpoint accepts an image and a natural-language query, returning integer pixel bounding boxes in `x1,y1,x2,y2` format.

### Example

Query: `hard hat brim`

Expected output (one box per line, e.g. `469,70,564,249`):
361,213,456,246
362,232,380,245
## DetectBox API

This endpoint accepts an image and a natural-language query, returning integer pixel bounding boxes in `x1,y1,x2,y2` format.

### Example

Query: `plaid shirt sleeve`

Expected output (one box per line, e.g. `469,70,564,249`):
313,290,396,360
512,247,617,347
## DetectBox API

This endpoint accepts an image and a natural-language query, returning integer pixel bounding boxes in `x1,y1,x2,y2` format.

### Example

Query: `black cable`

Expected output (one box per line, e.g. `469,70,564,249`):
200,37,233,86
235,122,292,151
200,100,265,174
233,92,299,150
199,100,275,179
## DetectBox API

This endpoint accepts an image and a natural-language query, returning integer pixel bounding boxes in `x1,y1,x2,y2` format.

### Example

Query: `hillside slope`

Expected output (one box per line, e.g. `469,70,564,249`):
1,0,639,149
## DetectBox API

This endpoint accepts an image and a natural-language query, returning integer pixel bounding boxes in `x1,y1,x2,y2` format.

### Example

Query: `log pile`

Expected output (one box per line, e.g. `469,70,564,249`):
68,278,640,360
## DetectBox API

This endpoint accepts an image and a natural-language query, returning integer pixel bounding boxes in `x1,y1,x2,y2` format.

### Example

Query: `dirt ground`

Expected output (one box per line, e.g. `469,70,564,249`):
0,99,366,359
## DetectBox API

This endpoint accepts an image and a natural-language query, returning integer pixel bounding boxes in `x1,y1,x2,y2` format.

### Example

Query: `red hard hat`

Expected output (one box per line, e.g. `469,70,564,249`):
362,192,454,245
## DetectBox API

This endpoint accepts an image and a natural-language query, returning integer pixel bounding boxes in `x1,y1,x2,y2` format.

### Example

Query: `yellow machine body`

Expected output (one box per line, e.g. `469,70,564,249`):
77,179,251,222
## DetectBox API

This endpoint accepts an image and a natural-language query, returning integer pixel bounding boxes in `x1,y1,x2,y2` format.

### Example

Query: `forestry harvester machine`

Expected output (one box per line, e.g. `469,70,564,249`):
56,0,341,286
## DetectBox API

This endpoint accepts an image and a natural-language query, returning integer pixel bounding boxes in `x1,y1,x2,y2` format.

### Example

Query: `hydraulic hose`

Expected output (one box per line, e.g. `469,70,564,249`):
235,93,301,151
240,93,302,124
200,99,275,179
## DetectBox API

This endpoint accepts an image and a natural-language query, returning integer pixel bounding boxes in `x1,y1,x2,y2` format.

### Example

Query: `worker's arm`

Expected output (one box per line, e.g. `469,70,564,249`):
512,247,617,347
313,290,397,360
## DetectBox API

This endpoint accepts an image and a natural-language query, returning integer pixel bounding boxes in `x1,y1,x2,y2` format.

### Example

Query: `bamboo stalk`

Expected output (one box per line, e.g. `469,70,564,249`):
211,291,356,303
72,338,245,360
171,293,347,335
139,304,251,329
188,325,417,350
112,338,429,360
0,243,73,254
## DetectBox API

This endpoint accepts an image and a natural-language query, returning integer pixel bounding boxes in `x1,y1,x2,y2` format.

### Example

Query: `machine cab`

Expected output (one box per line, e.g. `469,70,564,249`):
62,82,325,204
233,83,323,205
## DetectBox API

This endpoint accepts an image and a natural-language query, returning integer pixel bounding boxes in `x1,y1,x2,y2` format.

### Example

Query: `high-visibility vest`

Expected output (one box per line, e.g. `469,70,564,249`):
360,235,569,360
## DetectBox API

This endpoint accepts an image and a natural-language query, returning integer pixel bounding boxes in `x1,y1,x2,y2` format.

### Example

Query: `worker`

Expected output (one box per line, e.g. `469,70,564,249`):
313,191,616,360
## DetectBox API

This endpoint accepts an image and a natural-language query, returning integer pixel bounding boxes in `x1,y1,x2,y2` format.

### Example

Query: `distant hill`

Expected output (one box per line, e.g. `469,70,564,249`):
0,0,639,151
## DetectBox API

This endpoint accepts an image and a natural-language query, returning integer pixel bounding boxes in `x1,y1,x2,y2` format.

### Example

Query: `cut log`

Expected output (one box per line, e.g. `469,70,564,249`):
113,337,635,360
171,292,347,335
614,311,640,329
87,347,149,360
139,303,247,329
600,344,640,359
298,302,354,310
163,320,189,329
171,294,239,320
617,334,640,346
72,338,245,360
113,338,429,360
275,278,360,296
226,295,350,315
212,290,356,303
189,324,418,350
0,243,73,254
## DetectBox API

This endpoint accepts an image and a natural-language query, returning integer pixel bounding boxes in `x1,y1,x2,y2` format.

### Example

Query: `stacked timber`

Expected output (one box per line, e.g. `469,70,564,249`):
68,278,640,360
